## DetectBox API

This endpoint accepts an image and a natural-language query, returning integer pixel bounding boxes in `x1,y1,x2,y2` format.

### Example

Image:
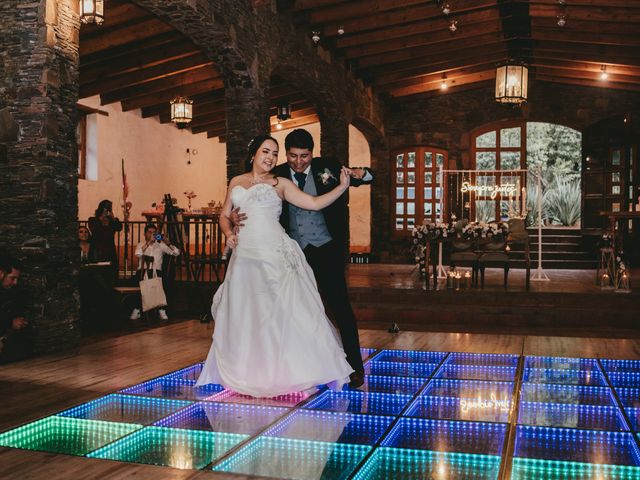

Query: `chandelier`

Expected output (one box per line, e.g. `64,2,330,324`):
80,0,104,25
170,96,193,126
276,103,291,122
495,64,528,105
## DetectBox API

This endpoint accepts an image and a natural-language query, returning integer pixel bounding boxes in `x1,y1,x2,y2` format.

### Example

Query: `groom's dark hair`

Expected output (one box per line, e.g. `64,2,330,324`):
285,129,314,152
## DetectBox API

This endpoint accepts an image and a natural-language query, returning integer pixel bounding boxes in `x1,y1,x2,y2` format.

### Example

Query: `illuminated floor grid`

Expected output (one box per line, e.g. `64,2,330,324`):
3,349,640,479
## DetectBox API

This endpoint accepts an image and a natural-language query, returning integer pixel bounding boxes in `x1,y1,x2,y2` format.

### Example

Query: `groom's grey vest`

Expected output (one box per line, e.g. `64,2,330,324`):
288,174,332,249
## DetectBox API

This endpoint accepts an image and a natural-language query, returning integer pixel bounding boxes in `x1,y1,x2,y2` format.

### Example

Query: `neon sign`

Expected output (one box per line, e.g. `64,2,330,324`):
460,393,510,414
460,181,517,199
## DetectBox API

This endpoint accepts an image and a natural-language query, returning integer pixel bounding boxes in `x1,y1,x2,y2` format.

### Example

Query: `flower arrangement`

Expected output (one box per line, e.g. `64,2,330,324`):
411,221,454,276
459,221,509,241
318,168,337,185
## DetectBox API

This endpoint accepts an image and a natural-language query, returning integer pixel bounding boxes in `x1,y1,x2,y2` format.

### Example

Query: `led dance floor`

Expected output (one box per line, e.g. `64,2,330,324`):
2,348,640,479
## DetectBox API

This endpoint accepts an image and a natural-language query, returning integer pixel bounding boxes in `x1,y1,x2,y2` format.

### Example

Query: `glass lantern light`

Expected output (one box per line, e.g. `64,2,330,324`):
495,63,528,105
80,0,104,25
170,96,193,127
276,103,291,122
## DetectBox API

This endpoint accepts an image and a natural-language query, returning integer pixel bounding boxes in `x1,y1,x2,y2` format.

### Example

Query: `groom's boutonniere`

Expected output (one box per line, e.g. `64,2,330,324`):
318,168,337,185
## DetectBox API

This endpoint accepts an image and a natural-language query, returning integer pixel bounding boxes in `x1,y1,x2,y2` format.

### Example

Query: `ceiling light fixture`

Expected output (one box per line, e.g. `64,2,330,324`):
495,63,528,105
442,3,451,15
337,26,345,35
449,20,458,32
311,31,321,45
557,14,566,27
440,74,448,90
80,0,104,25
600,65,609,80
170,96,193,127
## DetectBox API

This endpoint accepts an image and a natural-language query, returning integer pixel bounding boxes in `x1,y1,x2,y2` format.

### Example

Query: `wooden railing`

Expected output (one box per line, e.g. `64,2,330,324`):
79,219,225,283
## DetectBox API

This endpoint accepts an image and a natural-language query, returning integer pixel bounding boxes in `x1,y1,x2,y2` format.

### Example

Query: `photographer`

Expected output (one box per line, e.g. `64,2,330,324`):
88,199,123,282
0,255,31,363
130,224,180,321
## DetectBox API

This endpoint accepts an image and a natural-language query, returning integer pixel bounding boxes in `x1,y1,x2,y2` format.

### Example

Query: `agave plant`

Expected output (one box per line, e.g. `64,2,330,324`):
544,178,581,226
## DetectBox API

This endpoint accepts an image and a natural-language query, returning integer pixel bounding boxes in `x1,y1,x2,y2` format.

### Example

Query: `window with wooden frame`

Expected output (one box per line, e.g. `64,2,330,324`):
471,122,526,222
77,112,87,180
392,146,448,234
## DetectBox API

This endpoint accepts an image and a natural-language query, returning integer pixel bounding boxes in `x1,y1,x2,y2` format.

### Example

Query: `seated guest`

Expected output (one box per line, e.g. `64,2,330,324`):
130,224,180,321
0,255,31,363
79,226,94,264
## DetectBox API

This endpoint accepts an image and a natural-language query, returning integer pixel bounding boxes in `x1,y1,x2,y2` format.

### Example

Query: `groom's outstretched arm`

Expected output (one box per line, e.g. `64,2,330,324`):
323,157,374,188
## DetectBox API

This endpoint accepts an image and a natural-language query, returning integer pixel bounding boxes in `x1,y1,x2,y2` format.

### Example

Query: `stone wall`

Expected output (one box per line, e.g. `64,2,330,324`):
0,0,81,352
378,81,640,262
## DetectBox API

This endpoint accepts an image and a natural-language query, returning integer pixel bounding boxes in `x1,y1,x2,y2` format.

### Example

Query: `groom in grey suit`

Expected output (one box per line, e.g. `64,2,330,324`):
273,129,374,388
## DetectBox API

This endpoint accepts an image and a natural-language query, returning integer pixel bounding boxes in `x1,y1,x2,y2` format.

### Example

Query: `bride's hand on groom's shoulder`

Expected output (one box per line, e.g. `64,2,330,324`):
339,167,351,189
225,233,238,249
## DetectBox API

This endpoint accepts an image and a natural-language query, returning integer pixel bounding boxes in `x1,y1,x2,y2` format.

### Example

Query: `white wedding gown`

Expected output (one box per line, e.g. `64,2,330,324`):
196,183,353,397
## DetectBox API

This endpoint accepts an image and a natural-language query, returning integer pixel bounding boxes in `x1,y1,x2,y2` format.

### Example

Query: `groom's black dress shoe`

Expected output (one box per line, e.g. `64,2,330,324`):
349,371,365,388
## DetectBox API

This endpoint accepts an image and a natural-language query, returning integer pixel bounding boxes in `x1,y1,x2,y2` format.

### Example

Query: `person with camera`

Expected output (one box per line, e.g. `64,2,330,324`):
130,224,180,321
88,199,123,282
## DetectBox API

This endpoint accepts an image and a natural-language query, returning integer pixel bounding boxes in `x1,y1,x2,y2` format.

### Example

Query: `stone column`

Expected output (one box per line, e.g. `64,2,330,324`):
319,114,349,164
0,0,81,353
224,86,271,180
319,114,351,255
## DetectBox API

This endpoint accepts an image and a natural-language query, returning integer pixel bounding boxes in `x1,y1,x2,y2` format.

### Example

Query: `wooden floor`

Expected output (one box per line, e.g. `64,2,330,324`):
2,320,640,478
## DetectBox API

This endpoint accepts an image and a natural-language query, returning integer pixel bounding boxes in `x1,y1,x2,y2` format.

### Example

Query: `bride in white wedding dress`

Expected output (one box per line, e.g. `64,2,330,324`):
196,135,354,397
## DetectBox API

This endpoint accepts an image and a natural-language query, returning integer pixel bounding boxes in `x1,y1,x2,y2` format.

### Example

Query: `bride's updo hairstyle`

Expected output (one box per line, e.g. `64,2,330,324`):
246,134,279,172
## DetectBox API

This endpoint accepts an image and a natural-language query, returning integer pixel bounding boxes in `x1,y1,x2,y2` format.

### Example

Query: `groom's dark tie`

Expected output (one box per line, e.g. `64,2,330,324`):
294,172,307,190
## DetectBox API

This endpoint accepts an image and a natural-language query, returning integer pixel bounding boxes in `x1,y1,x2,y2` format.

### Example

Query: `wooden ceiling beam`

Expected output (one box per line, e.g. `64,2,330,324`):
189,102,315,130
531,58,640,79
344,20,502,59
388,69,496,97
535,75,640,92
529,4,640,22
81,53,213,98
534,66,640,86
80,39,199,85
378,61,506,92
319,0,497,38
120,78,224,111
357,34,505,69
141,90,226,118
100,65,219,105
336,8,499,48
533,40,640,65
530,17,640,35
532,28,640,48
79,2,150,34
293,0,349,11
373,53,507,86
80,18,174,56
308,0,426,24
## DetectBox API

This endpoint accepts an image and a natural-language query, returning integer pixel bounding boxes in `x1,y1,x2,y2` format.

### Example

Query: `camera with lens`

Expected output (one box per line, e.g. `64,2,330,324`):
155,233,164,242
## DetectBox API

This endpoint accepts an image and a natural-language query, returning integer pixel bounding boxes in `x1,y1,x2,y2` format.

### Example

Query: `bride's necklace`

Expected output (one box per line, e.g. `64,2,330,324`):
250,173,270,185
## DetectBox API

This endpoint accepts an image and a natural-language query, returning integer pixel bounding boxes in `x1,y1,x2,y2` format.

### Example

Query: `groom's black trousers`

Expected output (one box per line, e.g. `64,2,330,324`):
303,240,364,374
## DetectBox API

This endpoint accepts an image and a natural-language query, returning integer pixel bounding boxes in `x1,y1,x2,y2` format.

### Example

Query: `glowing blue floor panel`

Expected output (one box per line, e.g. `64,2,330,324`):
119,377,224,401
520,383,616,407
406,395,511,423
57,394,192,425
303,390,413,416
372,349,446,364
514,426,640,466
518,402,628,431
363,360,437,378
523,367,607,386
153,401,290,435
212,437,371,479
447,352,519,368
435,364,517,382
381,418,508,455
264,410,394,445
353,447,502,480
4,348,640,479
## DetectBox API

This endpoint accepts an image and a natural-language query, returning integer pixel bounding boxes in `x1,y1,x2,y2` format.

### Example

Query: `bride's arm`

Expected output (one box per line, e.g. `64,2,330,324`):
280,167,351,211
219,178,240,247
